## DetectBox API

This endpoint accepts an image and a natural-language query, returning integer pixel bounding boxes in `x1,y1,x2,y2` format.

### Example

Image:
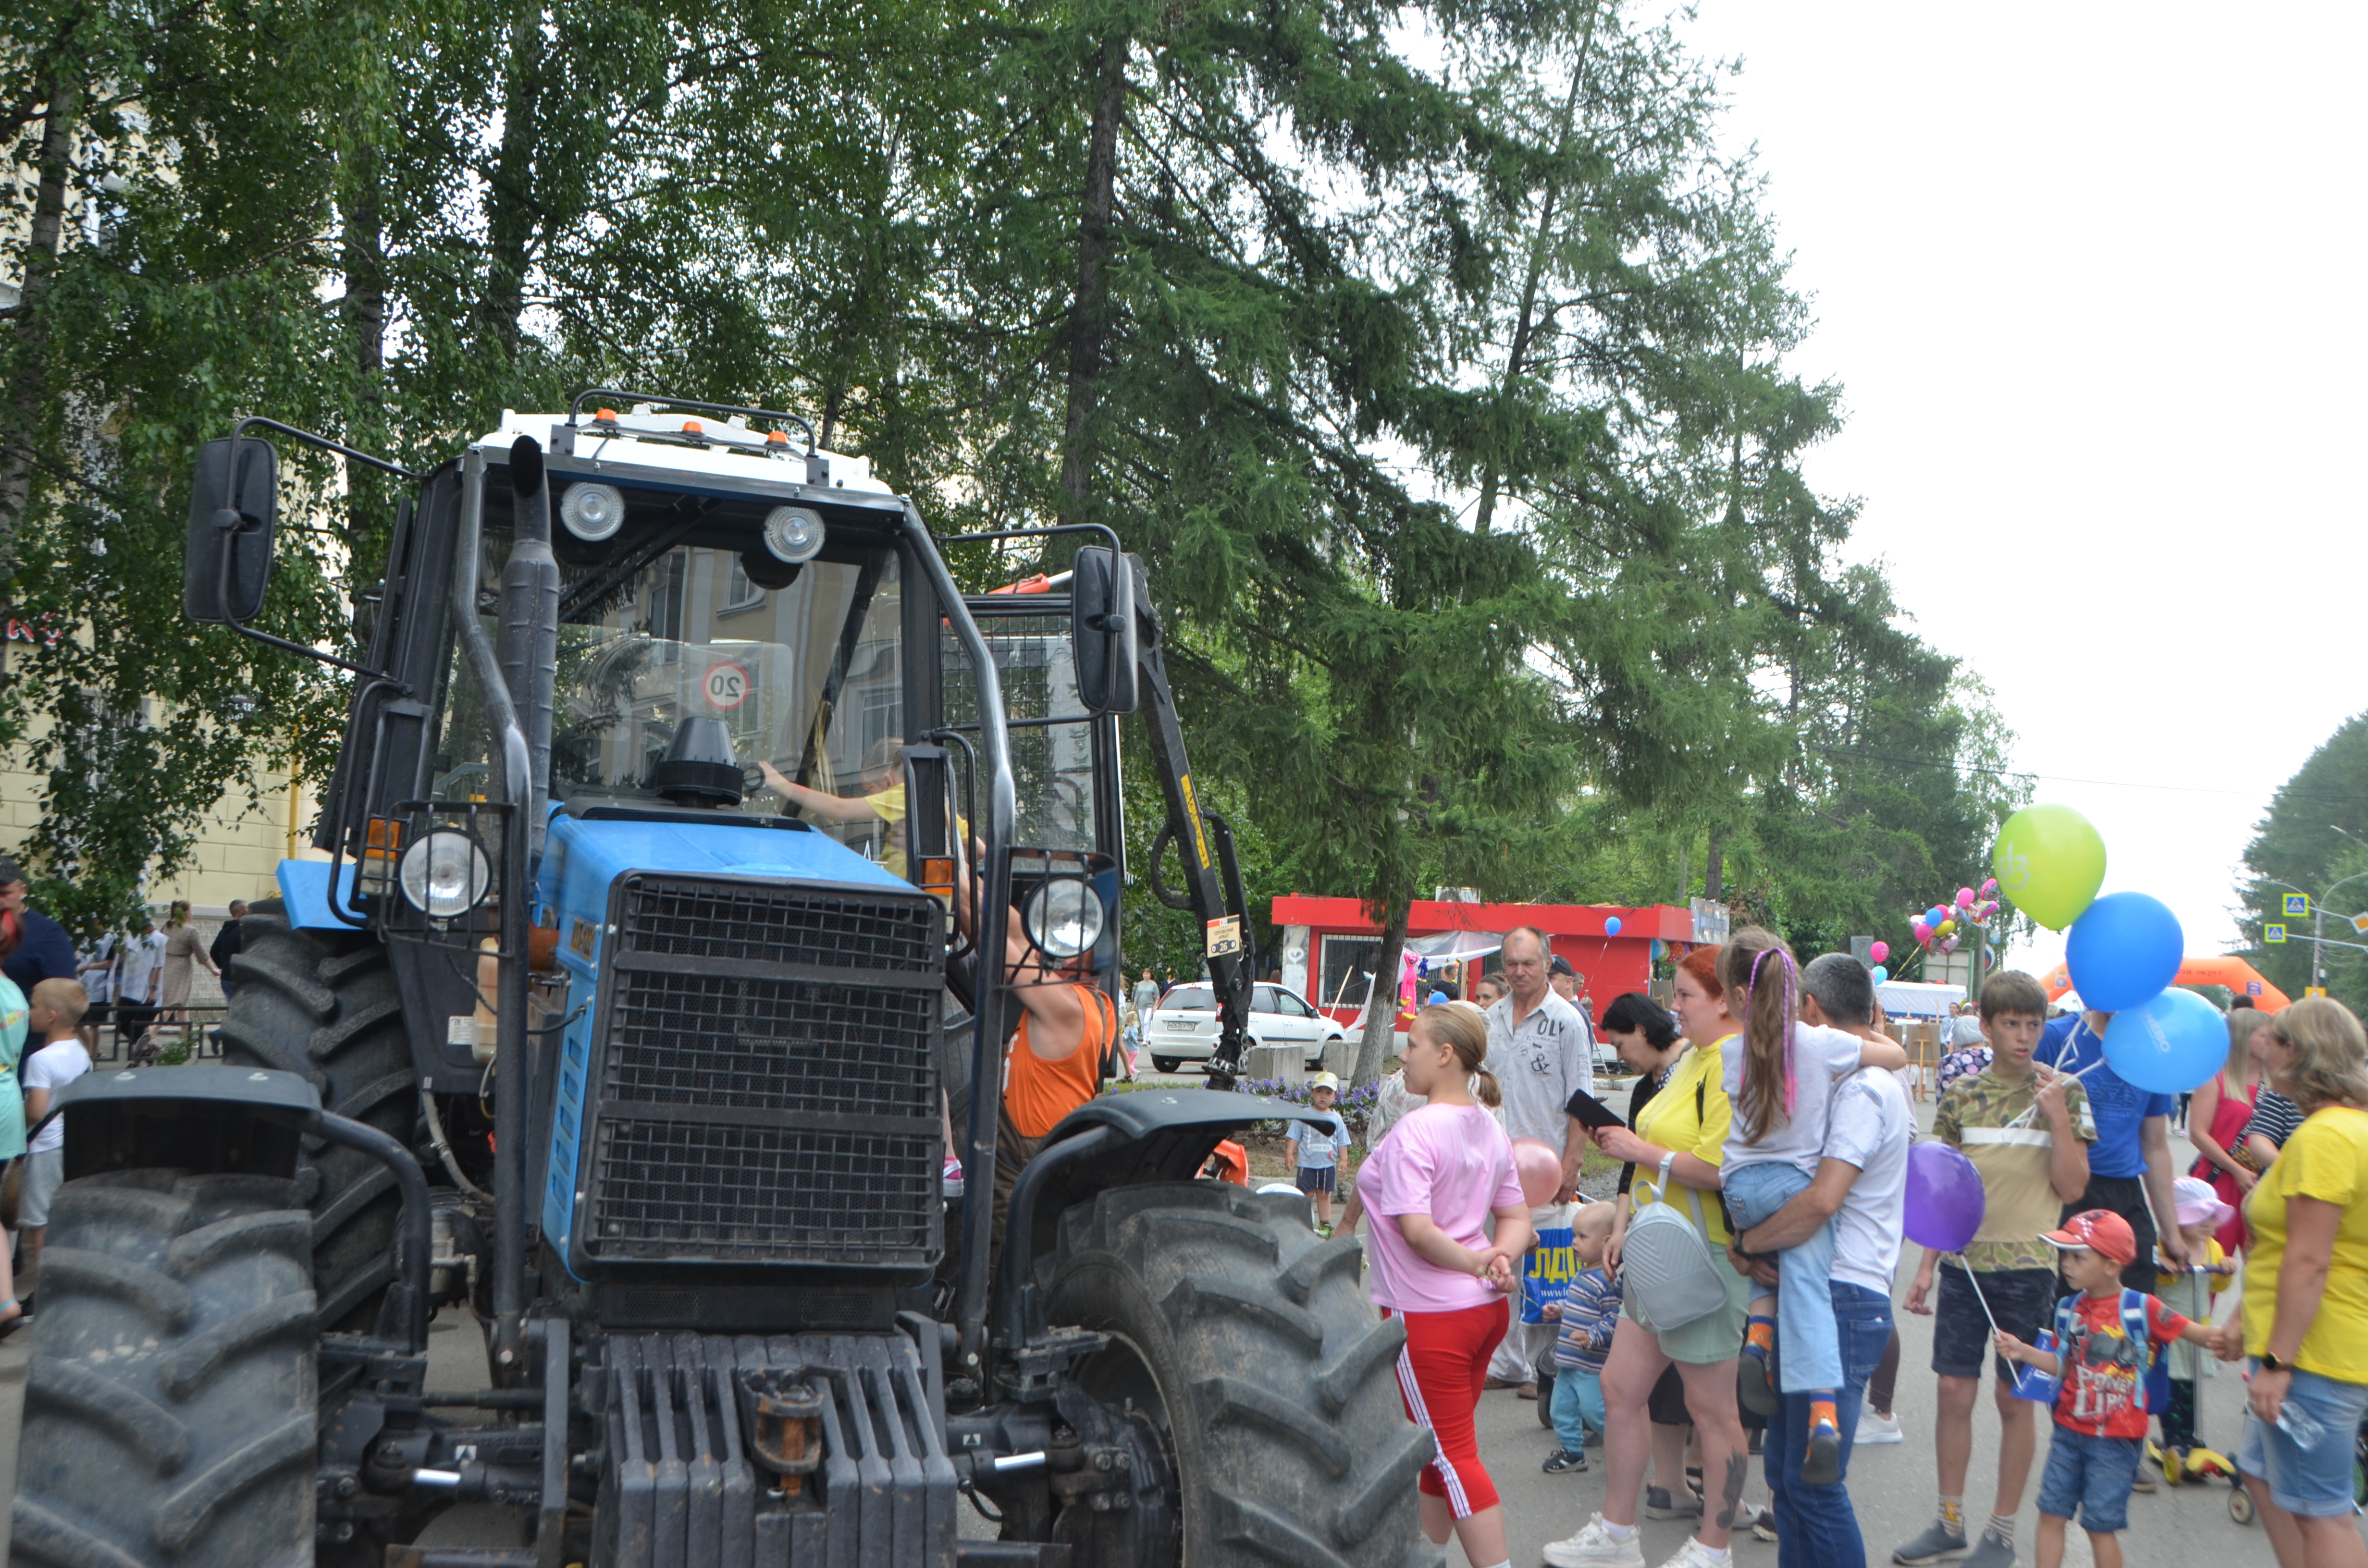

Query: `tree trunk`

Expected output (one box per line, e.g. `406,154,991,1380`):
481,0,544,366
1703,828,1724,903
1472,9,1597,538
1056,37,1128,528
0,73,83,599
1349,896,1411,1087
342,142,385,547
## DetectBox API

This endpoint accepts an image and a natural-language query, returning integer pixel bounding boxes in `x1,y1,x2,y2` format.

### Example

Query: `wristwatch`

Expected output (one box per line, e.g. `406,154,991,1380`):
2261,1351,2290,1373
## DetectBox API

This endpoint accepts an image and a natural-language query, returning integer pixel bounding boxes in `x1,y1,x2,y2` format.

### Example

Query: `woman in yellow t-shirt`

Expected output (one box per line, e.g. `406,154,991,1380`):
2218,995,2368,1555
1550,939,1749,1566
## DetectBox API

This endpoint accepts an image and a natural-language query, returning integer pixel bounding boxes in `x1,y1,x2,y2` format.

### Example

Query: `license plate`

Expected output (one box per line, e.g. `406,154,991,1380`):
1169,1020,1199,1031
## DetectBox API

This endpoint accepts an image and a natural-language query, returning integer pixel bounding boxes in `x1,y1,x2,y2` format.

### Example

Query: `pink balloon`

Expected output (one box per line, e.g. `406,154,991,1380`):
1981,878,1999,896
1943,934,1961,952
1869,941,1890,965
1510,1138,1563,1208
1912,920,1932,942
1956,887,1975,908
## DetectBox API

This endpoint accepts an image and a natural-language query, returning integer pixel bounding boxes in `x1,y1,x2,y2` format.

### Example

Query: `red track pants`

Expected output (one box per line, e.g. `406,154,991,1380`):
1392,1298,1511,1518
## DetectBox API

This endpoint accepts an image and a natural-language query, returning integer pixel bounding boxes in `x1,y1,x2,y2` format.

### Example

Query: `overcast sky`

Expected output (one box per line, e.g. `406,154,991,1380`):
1679,2,2368,978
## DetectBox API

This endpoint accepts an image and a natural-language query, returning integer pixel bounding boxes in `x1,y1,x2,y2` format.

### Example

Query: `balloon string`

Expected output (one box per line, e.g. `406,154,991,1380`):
2004,1058,2105,1130
1957,1255,2003,1337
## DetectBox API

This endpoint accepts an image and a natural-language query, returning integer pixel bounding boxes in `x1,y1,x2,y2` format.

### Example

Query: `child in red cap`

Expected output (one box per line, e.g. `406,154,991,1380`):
1993,1210,2222,1568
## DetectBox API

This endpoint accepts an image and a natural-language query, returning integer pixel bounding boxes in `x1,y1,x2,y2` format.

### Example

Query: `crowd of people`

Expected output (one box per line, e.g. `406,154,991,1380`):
1327,922,2368,1568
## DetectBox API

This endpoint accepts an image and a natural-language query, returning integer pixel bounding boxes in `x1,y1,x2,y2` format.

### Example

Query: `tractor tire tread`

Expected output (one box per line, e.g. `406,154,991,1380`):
12,1173,316,1567
23,1356,191,1473
217,903,415,1333
1045,1180,1427,1567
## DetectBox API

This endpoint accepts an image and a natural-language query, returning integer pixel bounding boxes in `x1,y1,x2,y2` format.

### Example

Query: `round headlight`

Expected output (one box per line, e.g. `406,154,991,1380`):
559,482,627,541
763,505,826,564
398,832,492,919
1023,878,1104,959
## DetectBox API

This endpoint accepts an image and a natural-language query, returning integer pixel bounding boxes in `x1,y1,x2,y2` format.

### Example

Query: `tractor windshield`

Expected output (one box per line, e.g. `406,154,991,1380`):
431,521,905,868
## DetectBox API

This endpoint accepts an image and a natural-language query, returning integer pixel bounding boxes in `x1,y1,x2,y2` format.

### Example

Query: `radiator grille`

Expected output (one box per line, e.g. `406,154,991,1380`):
581,874,943,1269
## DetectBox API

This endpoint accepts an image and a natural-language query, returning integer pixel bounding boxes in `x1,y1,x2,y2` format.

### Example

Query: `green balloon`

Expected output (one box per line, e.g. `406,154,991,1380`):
1991,804,2107,931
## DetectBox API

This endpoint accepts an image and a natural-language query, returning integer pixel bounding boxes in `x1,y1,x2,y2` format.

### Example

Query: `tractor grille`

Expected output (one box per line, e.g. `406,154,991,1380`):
581,874,943,1270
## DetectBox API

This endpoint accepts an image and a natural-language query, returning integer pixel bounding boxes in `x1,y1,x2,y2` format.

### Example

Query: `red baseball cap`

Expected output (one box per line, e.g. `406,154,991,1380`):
2040,1209,2135,1266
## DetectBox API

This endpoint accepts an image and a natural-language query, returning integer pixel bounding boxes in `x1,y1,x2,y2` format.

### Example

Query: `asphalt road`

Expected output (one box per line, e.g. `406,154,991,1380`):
0,1086,2316,1566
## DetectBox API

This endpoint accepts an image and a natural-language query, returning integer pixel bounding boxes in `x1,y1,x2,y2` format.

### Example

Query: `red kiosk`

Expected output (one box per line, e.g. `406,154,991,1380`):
1270,894,1696,1023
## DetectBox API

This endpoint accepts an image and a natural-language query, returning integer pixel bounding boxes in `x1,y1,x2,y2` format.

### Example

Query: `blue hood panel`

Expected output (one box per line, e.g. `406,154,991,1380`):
533,811,907,918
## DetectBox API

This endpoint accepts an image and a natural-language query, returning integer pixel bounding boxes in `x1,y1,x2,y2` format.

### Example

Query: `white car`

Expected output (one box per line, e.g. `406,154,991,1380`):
1143,982,1347,1072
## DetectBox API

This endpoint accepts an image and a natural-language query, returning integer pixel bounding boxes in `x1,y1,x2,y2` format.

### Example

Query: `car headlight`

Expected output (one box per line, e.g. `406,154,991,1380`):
1024,878,1104,959
559,481,627,541
763,505,826,564
398,831,492,919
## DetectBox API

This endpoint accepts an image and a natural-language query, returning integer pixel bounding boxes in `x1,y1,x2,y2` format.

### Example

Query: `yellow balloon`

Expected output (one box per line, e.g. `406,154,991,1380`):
1939,918,1955,936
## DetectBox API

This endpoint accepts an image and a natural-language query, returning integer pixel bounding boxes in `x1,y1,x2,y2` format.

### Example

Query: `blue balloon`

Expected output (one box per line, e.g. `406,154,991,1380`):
1427,990,1447,1005
1871,965,1889,984
1605,916,1623,936
2102,987,2225,1095
2064,892,2184,1012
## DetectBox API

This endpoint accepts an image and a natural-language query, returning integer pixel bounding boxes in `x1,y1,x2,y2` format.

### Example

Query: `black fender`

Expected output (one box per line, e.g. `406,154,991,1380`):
46,1066,436,1352
1000,1089,1329,1344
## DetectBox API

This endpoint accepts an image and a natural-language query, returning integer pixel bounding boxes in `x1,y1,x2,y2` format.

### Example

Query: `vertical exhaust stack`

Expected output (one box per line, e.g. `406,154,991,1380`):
499,435,562,853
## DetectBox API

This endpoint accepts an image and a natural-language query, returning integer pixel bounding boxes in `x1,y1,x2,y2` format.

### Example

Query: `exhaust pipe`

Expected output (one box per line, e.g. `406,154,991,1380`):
497,435,560,851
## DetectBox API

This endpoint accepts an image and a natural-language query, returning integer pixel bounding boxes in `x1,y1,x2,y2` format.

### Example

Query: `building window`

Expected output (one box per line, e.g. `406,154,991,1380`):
1319,935,1381,1012
721,556,765,616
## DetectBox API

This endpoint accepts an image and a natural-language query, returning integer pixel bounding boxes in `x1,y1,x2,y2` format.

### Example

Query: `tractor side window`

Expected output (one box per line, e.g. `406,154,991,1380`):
942,610,1096,853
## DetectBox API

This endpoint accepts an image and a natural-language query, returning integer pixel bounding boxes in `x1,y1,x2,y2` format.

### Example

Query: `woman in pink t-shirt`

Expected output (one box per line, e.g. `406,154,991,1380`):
1358,1003,1533,1568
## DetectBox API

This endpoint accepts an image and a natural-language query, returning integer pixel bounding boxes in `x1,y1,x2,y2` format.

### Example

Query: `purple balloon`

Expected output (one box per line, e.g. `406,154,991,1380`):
1905,1143,1986,1254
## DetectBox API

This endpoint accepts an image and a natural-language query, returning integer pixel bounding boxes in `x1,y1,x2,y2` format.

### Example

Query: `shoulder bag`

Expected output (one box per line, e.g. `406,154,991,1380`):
1620,1148,1730,1333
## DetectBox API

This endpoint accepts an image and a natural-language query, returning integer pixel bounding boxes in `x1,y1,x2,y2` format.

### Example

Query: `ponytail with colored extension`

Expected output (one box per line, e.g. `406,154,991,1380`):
1720,927,1798,1147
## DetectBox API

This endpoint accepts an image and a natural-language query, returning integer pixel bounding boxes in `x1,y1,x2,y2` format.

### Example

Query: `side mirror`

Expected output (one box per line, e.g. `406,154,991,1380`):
182,436,279,624
1070,546,1137,716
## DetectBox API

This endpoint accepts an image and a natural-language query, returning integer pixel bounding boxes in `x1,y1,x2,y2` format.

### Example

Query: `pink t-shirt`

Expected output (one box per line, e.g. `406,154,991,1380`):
1360,1102,1524,1313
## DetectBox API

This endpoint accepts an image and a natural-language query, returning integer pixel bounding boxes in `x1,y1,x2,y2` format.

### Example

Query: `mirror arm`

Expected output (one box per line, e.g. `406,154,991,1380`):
209,416,418,685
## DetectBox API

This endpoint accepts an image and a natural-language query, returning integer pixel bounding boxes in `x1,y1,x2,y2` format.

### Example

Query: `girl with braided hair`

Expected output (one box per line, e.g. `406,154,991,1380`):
1717,928,1909,1487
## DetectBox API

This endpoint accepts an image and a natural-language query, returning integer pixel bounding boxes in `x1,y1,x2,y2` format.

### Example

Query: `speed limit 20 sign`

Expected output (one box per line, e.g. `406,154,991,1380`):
703,662,750,710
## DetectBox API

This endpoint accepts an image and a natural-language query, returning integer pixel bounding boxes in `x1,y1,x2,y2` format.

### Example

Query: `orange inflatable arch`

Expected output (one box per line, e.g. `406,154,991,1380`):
2041,955,2290,1012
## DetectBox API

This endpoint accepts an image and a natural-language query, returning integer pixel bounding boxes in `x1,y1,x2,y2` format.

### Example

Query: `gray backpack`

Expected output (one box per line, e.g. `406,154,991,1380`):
1621,1149,1730,1333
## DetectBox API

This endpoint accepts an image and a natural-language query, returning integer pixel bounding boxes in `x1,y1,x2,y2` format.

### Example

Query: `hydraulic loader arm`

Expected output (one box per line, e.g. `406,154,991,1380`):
1127,557,1259,1091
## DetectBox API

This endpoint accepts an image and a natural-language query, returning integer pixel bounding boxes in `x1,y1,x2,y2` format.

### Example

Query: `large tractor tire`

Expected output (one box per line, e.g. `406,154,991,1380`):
11,1170,317,1568
1042,1182,1444,1568
218,902,416,1333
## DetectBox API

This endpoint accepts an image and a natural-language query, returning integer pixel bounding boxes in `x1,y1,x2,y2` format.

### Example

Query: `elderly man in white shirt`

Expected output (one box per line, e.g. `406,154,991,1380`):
1482,924,1595,1396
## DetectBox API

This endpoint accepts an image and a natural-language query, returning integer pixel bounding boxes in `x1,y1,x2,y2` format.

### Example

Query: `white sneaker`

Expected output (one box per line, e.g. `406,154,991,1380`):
1655,1540,1735,1568
1855,1409,1904,1446
1542,1514,1648,1568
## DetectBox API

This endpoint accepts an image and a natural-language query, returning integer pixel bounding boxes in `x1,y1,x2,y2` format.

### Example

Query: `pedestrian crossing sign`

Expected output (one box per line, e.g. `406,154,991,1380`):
2283,894,2311,918
2266,924,2287,943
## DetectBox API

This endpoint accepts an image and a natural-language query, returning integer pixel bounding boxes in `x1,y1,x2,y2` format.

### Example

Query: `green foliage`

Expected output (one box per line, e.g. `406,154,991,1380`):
2238,712,2368,1014
2,0,2020,977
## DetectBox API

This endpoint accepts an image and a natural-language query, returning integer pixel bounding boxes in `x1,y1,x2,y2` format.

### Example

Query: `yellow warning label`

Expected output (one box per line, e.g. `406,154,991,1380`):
1206,916,1243,958
1180,773,1212,870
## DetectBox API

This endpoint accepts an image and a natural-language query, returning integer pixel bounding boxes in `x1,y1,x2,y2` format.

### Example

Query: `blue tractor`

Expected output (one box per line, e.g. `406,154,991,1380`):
7,396,1432,1568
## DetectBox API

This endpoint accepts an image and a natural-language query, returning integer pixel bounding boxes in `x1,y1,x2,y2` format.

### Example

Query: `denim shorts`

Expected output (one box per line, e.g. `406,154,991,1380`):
2035,1427,2139,1532
2236,1360,2368,1518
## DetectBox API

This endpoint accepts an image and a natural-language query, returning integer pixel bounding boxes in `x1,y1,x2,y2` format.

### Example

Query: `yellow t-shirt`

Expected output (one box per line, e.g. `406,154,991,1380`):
1631,1036,1735,1247
854,785,967,884
2244,1105,2368,1382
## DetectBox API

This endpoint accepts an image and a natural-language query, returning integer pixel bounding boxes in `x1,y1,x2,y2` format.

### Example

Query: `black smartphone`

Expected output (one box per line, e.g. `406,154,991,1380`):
1566,1090,1626,1130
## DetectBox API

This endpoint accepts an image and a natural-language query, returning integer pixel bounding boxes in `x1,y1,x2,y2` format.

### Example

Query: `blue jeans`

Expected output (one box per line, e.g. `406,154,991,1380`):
1551,1364,1605,1453
1724,1160,1842,1393
1761,1281,1891,1568
2035,1428,2139,1532
2236,1360,2368,1518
